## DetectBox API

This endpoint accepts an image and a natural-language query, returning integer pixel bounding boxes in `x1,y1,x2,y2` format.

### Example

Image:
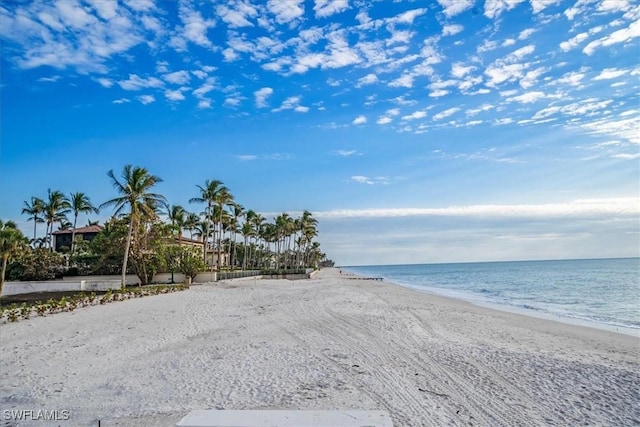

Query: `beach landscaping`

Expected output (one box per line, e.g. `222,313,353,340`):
1,165,332,299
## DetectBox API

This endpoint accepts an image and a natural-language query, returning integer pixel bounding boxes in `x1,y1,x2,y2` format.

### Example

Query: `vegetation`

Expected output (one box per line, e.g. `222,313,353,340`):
0,284,189,322
2,164,333,297
1,220,28,296
100,165,167,289
66,192,99,257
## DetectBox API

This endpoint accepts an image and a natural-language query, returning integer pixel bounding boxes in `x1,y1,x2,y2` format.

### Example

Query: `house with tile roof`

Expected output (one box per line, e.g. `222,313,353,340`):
52,224,103,252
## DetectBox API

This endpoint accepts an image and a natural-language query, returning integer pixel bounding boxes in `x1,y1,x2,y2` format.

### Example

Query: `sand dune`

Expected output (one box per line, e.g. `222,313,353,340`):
1,268,638,426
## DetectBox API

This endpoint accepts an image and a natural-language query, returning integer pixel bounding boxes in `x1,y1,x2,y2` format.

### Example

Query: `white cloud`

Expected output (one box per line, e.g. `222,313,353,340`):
272,96,308,112
401,110,427,121
137,95,155,105
529,0,561,14
165,88,186,102
556,70,586,86
485,63,527,87
349,176,389,185
163,70,190,85
436,0,474,17
123,0,154,12
350,176,373,184
377,116,393,125
559,32,588,51
224,96,242,107
216,2,258,27
357,73,378,87
442,24,463,36
394,8,427,24
112,98,130,104
353,115,367,125
433,107,460,121
96,77,113,88
334,150,361,156
593,68,628,80
313,0,349,18
484,0,526,19
197,99,212,109
314,198,640,219
119,74,164,91
236,154,258,161
583,19,640,55
466,104,494,116
389,74,414,88
451,62,474,78
86,0,118,20
268,0,305,24
429,89,450,98
507,91,547,103
254,87,274,108
518,28,535,40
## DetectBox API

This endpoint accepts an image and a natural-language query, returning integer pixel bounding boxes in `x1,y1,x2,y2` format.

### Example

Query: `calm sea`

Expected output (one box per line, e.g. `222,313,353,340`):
344,258,640,333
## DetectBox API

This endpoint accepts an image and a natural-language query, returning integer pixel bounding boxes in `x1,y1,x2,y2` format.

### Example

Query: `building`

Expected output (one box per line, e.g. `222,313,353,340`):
52,225,103,252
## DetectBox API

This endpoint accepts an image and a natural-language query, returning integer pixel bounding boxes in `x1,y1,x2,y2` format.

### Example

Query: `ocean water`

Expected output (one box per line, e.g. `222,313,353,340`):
344,258,640,332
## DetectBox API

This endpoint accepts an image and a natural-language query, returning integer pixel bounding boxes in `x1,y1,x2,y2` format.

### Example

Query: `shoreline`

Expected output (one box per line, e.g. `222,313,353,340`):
1,268,638,426
340,266,640,338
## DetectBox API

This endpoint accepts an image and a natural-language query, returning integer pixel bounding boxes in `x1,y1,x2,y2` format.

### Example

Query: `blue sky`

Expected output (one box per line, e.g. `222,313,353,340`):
1,0,638,266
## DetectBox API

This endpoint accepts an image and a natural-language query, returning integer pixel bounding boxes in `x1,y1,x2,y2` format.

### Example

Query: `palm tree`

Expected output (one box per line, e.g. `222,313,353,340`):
66,192,99,256
190,180,225,266
214,187,233,269
100,165,166,289
184,212,200,240
274,213,291,270
165,204,186,244
240,220,254,270
44,189,70,251
250,213,266,268
1,220,28,297
229,203,243,269
21,197,45,243
298,210,318,268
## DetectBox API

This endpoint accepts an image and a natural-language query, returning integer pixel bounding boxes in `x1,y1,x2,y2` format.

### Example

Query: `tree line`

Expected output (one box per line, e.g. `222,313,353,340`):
1,165,332,294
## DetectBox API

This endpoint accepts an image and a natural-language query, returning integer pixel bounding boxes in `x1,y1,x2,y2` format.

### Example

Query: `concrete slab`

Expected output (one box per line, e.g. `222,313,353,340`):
175,410,393,427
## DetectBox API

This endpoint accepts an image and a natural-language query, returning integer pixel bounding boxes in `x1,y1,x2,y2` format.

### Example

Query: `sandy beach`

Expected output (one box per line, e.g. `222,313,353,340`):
1,268,638,426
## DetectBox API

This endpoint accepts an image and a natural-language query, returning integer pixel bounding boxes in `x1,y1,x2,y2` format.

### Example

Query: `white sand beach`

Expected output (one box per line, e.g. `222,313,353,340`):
1,268,638,426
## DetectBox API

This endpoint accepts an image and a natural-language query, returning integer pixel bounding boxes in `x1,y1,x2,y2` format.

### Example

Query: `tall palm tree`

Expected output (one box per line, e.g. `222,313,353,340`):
214,187,233,269
190,180,225,266
250,213,266,268
274,213,291,270
298,210,318,268
229,203,244,269
100,165,166,289
66,192,99,256
44,189,70,251
240,220,254,270
1,220,28,297
21,197,45,242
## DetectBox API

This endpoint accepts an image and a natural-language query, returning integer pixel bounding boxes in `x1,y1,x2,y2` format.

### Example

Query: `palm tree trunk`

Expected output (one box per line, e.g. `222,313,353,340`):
71,214,78,257
0,254,8,298
121,219,134,289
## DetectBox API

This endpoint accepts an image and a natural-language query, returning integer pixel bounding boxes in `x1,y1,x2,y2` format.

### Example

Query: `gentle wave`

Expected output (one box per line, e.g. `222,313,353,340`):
344,258,640,331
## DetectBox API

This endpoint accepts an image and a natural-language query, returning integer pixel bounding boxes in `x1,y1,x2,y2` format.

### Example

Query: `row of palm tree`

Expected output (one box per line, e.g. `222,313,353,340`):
21,190,98,255
17,165,326,288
